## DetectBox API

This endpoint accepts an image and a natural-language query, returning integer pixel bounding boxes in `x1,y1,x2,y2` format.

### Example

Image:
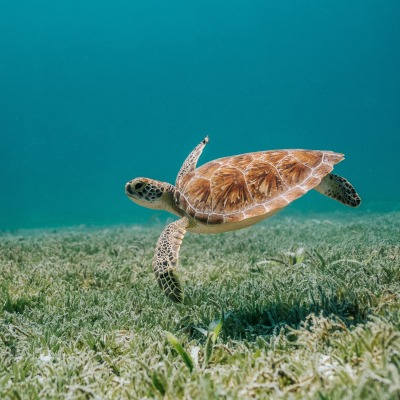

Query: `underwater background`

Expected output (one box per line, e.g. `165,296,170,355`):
1,0,399,230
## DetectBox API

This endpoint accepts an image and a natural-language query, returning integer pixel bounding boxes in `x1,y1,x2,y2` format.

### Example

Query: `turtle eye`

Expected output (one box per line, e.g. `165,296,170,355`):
135,182,144,190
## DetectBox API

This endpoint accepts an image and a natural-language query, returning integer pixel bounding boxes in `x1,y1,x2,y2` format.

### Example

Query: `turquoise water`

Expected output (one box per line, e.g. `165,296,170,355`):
1,1,399,230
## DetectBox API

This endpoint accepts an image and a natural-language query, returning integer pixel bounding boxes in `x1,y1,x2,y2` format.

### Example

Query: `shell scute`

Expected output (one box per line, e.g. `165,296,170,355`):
285,186,307,201
278,155,312,186
245,160,287,204
184,177,212,214
266,196,290,210
229,154,254,171
244,205,267,218
207,214,224,225
260,151,287,165
198,162,221,178
314,162,334,179
193,212,209,224
303,176,322,187
211,167,253,213
177,171,195,192
223,212,245,224
323,152,344,164
291,150,323,168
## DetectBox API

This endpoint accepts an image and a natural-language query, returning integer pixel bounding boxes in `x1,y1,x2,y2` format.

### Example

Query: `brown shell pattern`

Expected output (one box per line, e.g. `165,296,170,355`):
176,149,343,224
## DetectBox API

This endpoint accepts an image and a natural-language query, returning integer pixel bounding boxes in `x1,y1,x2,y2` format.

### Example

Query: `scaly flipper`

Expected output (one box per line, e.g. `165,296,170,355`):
315,173,361,207
153,217,189,302
175,136,209,186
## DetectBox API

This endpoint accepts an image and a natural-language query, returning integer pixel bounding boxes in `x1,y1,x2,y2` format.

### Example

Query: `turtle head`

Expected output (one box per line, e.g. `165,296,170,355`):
125,178,174,210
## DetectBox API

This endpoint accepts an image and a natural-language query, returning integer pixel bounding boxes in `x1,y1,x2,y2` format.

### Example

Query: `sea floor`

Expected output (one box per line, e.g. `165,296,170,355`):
0,212,399,399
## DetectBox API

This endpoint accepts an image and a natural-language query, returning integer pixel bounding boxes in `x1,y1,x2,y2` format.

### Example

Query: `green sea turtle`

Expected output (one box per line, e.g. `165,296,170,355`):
125,137,361,302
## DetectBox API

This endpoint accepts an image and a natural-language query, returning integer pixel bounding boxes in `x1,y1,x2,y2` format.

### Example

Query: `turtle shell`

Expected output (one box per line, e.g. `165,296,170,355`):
174,149,343,225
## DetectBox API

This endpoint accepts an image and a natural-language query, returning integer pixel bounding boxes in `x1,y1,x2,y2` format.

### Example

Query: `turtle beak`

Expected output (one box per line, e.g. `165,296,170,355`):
125,181,136,197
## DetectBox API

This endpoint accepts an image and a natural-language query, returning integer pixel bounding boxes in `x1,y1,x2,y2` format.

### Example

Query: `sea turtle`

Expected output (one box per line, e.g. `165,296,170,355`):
125,137,361,302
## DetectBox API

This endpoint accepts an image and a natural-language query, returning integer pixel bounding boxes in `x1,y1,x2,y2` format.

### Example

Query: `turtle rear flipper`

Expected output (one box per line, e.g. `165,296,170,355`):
315,173,361,207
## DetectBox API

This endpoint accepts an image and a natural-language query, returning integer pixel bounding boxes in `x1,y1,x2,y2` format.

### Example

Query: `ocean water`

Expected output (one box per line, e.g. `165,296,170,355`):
1,1,399,230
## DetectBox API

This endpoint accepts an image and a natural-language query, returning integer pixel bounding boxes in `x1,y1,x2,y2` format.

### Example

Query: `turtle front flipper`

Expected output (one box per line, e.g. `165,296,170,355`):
153,217,189,302
175,136,209,185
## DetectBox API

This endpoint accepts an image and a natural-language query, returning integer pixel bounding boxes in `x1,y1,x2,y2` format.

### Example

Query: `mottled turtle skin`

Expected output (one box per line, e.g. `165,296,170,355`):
126,137,361,302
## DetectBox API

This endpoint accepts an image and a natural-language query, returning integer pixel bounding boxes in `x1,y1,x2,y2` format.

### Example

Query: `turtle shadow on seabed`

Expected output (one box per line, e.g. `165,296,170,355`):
222,300,370,341
180,289,373,342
